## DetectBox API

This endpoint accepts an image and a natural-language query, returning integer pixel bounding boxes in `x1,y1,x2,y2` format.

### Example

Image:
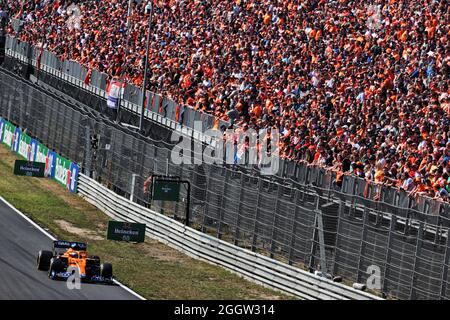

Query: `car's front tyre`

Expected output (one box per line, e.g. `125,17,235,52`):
48,258,64,279
100,263,113,279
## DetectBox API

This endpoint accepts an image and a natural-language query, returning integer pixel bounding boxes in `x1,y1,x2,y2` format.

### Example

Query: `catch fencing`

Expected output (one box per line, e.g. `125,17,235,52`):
1,69,450,300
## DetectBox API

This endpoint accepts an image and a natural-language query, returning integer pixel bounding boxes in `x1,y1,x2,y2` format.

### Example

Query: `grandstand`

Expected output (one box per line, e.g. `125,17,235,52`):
3,0,449,201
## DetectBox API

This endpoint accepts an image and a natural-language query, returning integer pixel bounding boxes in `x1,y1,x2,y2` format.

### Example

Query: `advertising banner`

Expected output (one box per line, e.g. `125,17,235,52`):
29,139,38,162
68,162,79,193
1,120,79,194
45,150,57,178
2,121,15,147
13,160,46,178
106,221,146,243
0,118,4,143
152,180,181,202
12,127,21,153
54,154,71,186
36,143,48,164
17,133,31,159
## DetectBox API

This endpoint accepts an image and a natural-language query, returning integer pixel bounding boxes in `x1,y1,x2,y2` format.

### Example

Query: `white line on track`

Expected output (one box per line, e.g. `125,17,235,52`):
0,195,146,300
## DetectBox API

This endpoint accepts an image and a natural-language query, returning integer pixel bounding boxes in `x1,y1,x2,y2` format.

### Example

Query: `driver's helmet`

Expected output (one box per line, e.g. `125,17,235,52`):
67,249,78,258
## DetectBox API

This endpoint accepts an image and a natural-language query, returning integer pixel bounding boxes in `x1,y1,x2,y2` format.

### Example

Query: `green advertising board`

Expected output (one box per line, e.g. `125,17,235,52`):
153,180,181,202
35,143,48,164
17,133,31,159
1,119,79,194
54,154,71,186
13,160,45,177
106,221,146,243
2,121,15,147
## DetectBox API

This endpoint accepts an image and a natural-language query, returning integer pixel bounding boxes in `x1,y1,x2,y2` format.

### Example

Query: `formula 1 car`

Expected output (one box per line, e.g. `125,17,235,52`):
37,240,113,283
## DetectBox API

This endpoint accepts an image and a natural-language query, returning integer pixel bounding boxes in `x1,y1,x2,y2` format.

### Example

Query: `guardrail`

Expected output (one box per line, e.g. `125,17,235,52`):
77,173,382,300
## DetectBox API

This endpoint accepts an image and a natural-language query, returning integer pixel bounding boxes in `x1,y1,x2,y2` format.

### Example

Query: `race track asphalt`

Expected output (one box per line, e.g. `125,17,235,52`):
0,198,141,300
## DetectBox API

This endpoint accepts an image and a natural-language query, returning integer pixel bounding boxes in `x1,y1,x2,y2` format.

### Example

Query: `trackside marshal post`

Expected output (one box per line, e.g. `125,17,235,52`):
150,175,191,227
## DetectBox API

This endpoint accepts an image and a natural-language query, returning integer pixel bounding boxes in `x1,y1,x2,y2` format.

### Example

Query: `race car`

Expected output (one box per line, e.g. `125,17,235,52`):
36,240,113,283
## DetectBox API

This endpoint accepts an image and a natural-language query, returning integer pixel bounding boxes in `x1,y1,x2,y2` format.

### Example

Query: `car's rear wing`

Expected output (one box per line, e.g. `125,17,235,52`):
53,240,87,252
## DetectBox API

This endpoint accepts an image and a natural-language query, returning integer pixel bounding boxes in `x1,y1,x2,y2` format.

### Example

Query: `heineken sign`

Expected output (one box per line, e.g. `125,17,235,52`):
13,160,45,177
153,180,181,202
106,221,146,243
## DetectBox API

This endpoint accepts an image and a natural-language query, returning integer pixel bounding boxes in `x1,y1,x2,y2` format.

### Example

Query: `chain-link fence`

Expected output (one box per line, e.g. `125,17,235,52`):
1,69,450,300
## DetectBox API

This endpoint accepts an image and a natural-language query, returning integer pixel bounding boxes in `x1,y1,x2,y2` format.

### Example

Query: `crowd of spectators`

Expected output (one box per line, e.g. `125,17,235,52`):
1,0,449,200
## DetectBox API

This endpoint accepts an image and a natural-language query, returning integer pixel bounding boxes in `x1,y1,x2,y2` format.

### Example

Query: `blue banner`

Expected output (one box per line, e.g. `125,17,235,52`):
29,139,38,162
12,127,21,153
45,151,57,178
0,118,4,143
68,162,79,193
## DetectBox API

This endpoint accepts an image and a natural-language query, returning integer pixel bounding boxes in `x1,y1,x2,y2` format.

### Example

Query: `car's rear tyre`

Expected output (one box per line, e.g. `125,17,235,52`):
37,250,53,271
100,263,113,279
48,258,64,278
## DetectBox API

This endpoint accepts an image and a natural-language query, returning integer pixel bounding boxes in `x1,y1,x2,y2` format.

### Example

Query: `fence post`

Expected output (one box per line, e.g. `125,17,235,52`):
382,215,396,296
233,173,245,246
309,195,326,273
59,107,68,155
305,165,311,185
7,83,16,121
269,184,283,259
216,170,229,239
293,163,299,180
440,232,450,299
300,183,306,203
434,215,442,245
349,196,356,218
316,200,327,274
409,222,424,299
84,124,92,177
327,172,333,199
332,200,345,275
288,189,300,265
356,207,369,283
309,195,319,270
251,180,263,252
130,174,137,202
201,168,213,233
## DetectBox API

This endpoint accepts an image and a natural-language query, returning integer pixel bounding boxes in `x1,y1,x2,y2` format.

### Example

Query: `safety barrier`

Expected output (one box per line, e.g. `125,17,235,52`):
77,173,381,300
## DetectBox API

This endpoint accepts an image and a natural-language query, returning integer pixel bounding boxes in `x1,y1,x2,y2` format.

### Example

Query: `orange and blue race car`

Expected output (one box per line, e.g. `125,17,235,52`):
36,240,113,283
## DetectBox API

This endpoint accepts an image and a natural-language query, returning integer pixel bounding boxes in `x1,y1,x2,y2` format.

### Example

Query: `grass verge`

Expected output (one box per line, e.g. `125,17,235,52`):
0,145,293,300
